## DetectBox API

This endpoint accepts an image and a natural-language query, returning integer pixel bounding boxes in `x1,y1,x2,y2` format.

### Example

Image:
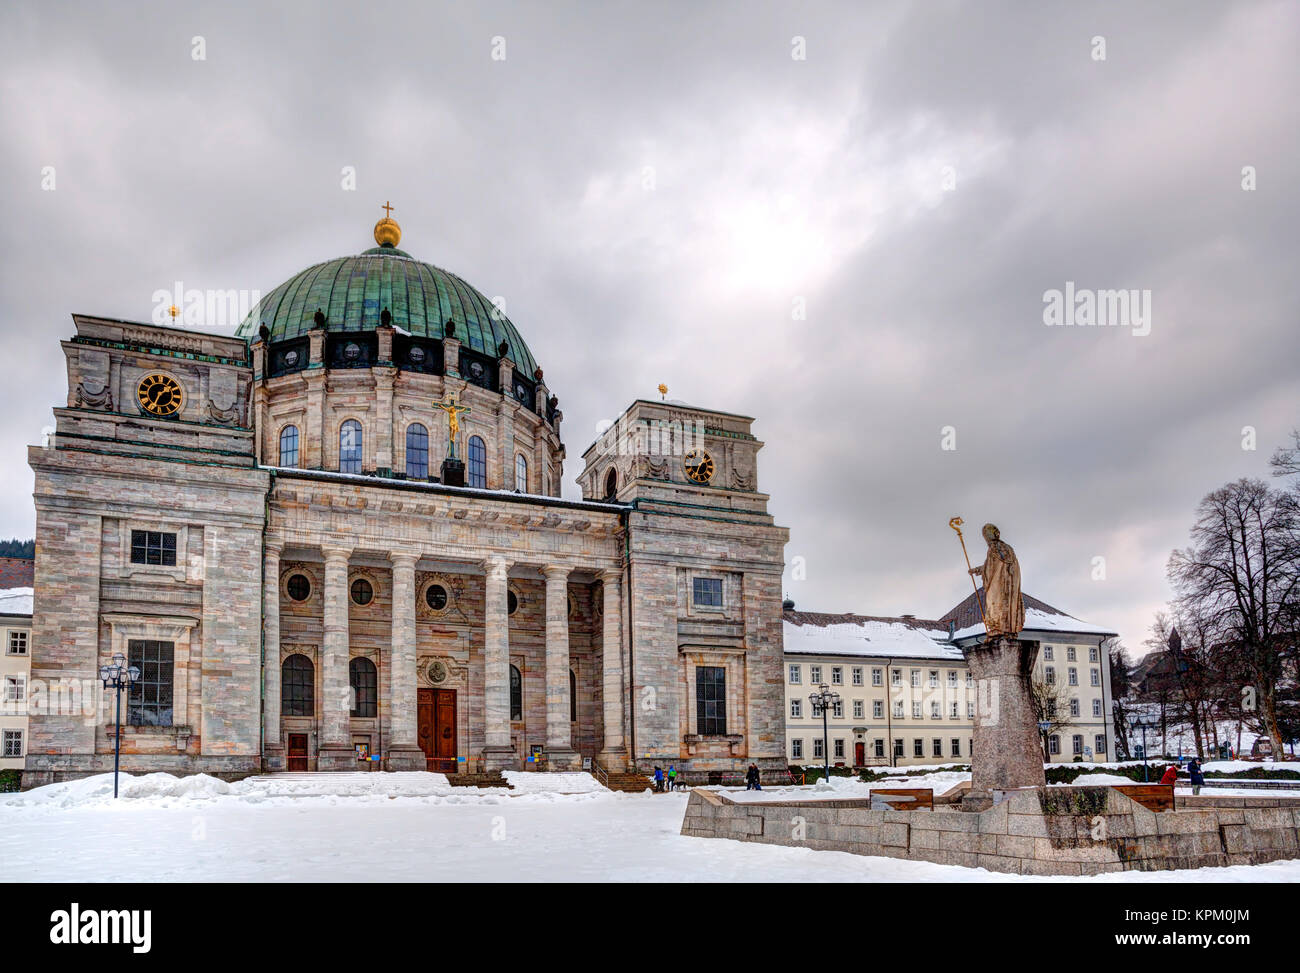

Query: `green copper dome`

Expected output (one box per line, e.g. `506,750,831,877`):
235,241,539,376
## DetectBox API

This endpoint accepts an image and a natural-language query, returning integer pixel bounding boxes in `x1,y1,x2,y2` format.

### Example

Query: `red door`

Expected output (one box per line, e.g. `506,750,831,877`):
855,742,865,767
287,734,308,772
418,689,458,772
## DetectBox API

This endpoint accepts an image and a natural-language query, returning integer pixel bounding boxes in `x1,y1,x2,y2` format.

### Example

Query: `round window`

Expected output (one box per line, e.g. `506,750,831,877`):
425,584,448,611
286,574,311,601
350,578,374,605
507,590,519,615
283,349,300,367
469,361,484,379
408,345,426,364
344,342,361,361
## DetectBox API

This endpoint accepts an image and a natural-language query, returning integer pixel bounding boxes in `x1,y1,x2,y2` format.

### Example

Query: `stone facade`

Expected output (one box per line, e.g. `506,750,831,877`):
681,786,1300,874
23,310,789,786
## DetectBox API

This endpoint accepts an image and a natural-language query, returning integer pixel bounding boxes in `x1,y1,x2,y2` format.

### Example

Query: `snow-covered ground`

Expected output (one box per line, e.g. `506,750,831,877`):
3,771,1299,882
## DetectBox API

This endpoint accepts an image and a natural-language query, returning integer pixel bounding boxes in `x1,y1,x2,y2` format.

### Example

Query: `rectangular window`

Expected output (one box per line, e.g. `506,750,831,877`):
949,701,959,719
1049,734,1060,756
891,669,901,687
7,630,27,655
1095,734,1107,755
127,640,175,726
692,577,723,608
130,530,177,567
3,676,23,702
1089,646,1099,663
872,668,883,687
790,699,802,719
851,666,863,686
830,666,842,685
1066,646,1077,662
1069,698,1080,717
947,671,957,688
874,739,885,758
810,665,822,684
834,739,845,759
813,738,824,759
1072,734,1083,755
951,738,961,757
913,739,923,758
695,666,726,736
965,671,973,688
911,701,922,719
788,663,801,684
791,738,803,759
832,700,844,719
930,701,941,719
1045,665,1055,685
852,700,864,719
893,738,904,758
1090,668,1100,687
932,738,942,757
1068,667,1078,686
1,729,21,758
966,701,974,718
893,701,905,718
910,669,920,688
1093,699,1102,718
872,700,883,719
1043,645,1054,661
927,670,938,689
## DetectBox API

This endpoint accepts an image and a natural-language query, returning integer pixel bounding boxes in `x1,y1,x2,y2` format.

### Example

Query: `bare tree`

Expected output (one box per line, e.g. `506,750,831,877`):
1167,478,1300,758
1109,640,1133,758
1028,673,1075,762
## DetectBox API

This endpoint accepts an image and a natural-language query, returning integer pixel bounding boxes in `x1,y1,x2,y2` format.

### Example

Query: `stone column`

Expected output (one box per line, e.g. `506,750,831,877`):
542,564,579,769
262,539,285,771
386,551,425,771
374,366,396,475
963,635,1047,810
481,555,516,770
317,545,355,770
598,568,627,770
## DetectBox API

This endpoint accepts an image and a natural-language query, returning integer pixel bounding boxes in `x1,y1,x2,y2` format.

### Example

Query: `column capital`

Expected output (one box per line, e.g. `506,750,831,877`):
264,538,285,557
541,563,571,582
598,567,623,584
321,544,353,563
388,549,420,569
483,555,513,579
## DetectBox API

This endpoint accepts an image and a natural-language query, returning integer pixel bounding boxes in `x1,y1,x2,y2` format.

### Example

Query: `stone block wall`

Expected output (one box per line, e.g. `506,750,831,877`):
680,786,1300,875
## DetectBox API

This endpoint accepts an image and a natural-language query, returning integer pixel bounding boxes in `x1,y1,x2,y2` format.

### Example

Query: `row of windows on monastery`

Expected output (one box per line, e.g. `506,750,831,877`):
788,660,1103,689
788,732,1109,762
789,695,1106,721
276,421,531,491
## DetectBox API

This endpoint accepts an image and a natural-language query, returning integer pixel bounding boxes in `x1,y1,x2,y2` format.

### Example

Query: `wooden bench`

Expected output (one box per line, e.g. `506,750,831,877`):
869,787,934,811
1115,783,1175,812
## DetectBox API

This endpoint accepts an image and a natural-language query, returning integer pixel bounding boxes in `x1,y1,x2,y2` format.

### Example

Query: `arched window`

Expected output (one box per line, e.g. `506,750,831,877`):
569,669,577,723
604,468,617,500
509,664,522,721
279,425,299,468
349,657,377,717
339,419,363,474
282,654,314,717
514,453,528,493
406,423,429,479
467,435,487,488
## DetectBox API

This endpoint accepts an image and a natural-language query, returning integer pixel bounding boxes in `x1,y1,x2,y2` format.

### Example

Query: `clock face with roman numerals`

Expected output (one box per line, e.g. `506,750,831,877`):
683,449,715,484
136,373,184,417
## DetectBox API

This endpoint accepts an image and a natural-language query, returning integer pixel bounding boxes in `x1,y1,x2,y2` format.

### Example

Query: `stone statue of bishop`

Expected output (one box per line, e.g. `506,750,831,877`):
968,523,1024,637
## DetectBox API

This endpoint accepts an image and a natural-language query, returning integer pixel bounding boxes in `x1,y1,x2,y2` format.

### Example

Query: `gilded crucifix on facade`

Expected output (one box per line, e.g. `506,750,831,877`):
432,393,472,460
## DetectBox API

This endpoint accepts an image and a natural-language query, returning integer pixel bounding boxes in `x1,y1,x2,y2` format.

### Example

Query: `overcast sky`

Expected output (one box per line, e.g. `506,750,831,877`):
2,1,1296,657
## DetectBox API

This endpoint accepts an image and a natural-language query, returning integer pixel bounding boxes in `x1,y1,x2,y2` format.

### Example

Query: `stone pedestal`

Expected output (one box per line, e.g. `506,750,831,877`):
481,746,519,772
317,745,360,772
544,747,582,771
963,635,1045,811
441,457,465,487
384,746,427,772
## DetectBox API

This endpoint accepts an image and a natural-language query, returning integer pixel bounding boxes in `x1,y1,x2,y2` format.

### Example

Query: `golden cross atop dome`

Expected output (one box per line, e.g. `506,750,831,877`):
374,201,401,248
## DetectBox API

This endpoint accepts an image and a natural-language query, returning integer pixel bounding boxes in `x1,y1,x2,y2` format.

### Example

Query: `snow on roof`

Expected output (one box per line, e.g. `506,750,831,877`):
783,618,963,661
0,587,33,617
951,606,1117,641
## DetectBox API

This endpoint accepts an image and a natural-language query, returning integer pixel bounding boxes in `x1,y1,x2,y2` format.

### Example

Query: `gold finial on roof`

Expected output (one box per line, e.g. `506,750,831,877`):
374,200,401,248
658,383,668,401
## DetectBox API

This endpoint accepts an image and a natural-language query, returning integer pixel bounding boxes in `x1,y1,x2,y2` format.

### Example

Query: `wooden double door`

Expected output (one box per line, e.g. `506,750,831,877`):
417,688,458,772
287,733,309,772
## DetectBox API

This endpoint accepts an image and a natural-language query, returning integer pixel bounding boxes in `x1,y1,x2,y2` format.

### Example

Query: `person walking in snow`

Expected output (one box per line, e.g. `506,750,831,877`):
1159,764,1178,786
667,765,677,791
1188,757,1205,796
653,765,664,792
745,763,761,791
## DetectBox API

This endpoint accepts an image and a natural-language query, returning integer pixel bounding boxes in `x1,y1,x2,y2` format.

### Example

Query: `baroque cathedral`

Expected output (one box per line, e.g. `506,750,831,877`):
22,208,789,786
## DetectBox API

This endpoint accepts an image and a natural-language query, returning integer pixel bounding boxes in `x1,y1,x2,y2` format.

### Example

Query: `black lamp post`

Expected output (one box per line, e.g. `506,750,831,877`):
99,652,140,799
808,683,841,785
1128,714,1155,782
1037,719,1052,763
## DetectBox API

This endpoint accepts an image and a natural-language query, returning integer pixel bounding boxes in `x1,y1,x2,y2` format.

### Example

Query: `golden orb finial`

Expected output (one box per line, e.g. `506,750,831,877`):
374,200,401,248
658,383,668,400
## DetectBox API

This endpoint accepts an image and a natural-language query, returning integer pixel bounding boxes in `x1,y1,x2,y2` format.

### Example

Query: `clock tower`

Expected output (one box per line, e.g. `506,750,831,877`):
579,398,789,777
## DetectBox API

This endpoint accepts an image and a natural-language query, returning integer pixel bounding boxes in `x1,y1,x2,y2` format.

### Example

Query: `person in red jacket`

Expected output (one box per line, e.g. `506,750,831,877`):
1159,764,1178,786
